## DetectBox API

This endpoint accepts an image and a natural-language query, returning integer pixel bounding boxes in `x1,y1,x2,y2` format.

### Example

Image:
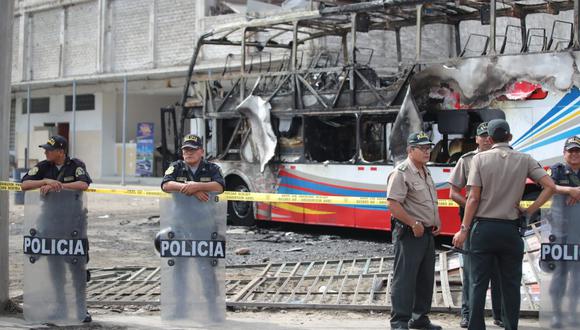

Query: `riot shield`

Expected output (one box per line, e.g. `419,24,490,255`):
23,190,88,325
159,192,227,325
539,194,580,329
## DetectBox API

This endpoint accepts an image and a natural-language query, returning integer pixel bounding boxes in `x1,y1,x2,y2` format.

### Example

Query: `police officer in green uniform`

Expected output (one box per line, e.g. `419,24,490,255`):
20,135,92,323
448,123,503,328
453,119,555,330
387,132,442,330
547,135,580,328
161,134,225,197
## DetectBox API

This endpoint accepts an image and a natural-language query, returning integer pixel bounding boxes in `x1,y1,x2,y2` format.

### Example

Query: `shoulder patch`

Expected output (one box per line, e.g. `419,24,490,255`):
28,167,38,176
75,167,85,177
165,166,175,175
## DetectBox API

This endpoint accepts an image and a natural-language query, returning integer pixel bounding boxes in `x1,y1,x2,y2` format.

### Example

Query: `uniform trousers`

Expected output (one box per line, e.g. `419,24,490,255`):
390,226,435,328
468,219,523,330
461,229,503,321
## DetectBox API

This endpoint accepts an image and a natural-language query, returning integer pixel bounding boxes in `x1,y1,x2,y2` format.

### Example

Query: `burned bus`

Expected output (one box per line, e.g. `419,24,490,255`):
161,0,580,235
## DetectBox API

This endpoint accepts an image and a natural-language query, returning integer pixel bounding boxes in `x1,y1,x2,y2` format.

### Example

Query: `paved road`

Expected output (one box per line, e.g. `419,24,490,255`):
0,311,543,329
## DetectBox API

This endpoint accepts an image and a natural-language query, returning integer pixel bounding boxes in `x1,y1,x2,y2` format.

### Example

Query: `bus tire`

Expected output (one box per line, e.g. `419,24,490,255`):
226,178,255,226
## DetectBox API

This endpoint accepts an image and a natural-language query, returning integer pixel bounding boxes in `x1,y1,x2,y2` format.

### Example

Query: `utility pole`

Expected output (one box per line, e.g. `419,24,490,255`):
0,0,15,310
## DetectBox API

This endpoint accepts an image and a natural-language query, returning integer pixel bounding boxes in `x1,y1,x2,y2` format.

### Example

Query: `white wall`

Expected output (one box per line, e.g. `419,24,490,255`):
15,92,104,177
114,94,176,145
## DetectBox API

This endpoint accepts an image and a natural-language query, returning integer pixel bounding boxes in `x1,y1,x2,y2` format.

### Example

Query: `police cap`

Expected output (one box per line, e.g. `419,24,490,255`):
476,122,489,136
407,131,434,146
487,119,510,141
564,135,580,151
39,135,68,151
181,134,203,150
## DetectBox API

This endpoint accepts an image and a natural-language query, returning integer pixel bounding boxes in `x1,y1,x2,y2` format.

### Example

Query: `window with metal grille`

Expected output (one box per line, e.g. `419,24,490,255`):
21,97,50,114
65,94,95,111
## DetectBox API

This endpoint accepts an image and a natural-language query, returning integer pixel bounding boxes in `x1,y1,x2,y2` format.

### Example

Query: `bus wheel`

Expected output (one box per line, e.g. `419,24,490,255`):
227,179,255,226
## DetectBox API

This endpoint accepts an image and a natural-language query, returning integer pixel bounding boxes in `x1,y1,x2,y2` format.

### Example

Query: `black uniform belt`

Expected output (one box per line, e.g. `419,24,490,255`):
474,217,518,225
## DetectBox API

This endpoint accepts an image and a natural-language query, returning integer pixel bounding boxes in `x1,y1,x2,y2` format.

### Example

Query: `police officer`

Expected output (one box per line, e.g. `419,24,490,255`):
21,135,91,193
387,132,442,330
452,119,555,330
20,135,92,323
448,123,503,328
160,134,225,320
161,134,225,197
546,135,580,328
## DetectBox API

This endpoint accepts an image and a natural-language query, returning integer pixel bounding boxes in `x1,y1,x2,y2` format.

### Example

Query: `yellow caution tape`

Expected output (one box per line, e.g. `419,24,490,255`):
0,181,550,207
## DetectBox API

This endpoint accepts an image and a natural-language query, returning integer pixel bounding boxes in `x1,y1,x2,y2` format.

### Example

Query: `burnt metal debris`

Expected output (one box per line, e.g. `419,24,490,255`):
160,0,578,169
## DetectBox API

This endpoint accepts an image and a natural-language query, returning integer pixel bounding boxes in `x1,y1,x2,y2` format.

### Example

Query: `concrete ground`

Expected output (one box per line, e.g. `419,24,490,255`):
0,310,543,329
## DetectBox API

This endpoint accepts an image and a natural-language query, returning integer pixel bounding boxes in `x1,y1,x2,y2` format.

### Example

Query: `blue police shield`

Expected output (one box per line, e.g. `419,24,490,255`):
539,194,580,329
23,190,88,325
159,192,226,325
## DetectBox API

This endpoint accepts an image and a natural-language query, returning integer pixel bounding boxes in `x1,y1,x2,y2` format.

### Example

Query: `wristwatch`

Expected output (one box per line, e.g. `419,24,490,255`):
460,224,470,233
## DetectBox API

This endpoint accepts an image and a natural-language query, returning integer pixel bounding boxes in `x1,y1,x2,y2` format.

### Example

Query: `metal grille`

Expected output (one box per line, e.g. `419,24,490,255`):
75,225,544,313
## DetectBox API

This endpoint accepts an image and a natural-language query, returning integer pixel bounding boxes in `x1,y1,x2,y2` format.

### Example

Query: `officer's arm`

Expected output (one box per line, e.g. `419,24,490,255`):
462,186,480,229
21,180,49,191
554,184,580,199
388,200,417,227
449,184,466,208
194,181,224,193
162,181,186,193
525,175,555,215
62,181,89,191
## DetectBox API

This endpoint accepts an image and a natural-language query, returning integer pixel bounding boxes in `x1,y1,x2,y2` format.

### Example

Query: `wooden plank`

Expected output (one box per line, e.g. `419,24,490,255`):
385,273,392,305
367,274,378,304
352,274,363,304
303,260,328,303
230,263,273,302
127,267,147,281
271,263,302,302
335,275,349,304
285,261,315,303
144,267,160,281
335,260,344,275
439,252,454,308
363,258,371,274
321,275,335,303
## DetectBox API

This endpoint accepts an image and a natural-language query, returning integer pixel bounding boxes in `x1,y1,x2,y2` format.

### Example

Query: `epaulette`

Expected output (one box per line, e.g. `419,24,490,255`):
396,163,408,172
459,151,477,159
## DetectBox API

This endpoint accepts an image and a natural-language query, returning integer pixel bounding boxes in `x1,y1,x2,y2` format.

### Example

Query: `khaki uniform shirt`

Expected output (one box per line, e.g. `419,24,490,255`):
448,150,477,190
467,143,548,220
387,158,441,227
